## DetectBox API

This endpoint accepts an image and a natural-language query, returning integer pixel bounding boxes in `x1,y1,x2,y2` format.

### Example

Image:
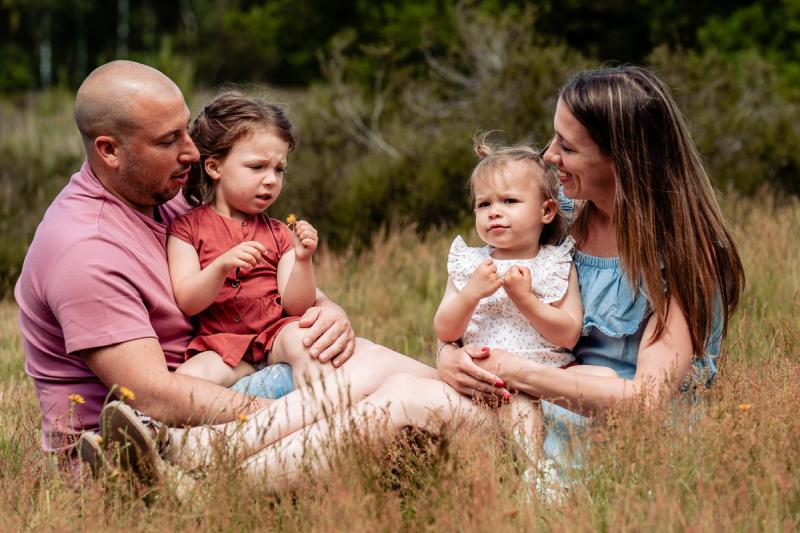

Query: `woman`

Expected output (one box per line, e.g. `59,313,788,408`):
437,66,744,459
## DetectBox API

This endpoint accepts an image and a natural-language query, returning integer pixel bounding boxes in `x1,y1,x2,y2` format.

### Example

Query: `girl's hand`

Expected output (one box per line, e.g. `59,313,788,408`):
462,259,501,302
214,240,266,273
437,343,510,399
292,220,318,262
503,265,533,302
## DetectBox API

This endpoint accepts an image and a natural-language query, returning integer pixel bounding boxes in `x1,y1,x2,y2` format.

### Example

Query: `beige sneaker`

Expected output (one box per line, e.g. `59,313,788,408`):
76,431,105,479
100,400,169,485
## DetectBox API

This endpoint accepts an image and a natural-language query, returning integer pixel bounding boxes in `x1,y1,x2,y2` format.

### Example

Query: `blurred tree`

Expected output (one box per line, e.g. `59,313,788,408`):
698,0,800,90
533,0,752,62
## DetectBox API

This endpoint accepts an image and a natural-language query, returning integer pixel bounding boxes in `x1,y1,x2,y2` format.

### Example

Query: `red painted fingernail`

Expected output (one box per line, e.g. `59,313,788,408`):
494,379,505,388
481,347,489,352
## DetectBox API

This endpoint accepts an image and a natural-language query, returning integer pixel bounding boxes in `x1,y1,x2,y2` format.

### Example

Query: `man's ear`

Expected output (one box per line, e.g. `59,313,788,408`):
205,158,222,180
541,198,558,224
94,135,121,169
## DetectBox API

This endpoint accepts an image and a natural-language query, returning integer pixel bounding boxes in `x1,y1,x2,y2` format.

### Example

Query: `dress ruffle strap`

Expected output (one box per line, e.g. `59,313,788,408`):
532,236,575,304
573,252,651,338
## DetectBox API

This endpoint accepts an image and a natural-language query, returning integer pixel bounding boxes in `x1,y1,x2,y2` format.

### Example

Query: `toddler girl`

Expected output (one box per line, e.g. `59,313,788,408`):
434,138,614,374
434,137,614,480
167,92,319,388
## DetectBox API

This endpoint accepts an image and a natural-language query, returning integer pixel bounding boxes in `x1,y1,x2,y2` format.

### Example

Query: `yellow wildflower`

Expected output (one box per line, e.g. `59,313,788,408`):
119,386,136,402
237,413,249,423
738,403,751,412
68,393,85,405
286,213,297,227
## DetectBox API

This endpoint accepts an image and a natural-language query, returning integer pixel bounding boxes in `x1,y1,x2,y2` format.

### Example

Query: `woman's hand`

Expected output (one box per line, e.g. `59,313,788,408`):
298,300,356,367
437,343,509,399
471,348,542,394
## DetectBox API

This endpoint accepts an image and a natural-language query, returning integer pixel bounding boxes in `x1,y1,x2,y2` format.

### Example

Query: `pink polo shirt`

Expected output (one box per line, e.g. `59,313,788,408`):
14,162,193,451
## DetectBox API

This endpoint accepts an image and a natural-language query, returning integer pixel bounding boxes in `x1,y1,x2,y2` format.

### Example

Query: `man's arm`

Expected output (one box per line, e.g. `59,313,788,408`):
82,337,268,425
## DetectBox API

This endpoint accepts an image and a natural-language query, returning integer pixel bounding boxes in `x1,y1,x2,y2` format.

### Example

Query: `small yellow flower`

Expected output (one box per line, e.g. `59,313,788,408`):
96,435,104,446
286,213,297,227
68,393,85,405
119,386,136,402
738,403,751,412
237,413,249,423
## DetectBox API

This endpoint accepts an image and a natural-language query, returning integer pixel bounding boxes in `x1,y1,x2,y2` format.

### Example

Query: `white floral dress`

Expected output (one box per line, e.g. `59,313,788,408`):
447,235,576,367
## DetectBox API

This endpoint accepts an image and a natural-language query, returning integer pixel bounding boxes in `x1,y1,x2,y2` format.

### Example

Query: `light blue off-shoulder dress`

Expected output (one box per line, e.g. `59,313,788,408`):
542,193,723,461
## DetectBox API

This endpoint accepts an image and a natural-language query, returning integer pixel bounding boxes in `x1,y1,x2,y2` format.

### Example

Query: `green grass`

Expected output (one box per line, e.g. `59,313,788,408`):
0,194,799,531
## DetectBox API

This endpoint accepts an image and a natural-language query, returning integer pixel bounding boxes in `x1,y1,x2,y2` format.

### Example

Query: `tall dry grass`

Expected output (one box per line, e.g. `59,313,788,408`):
0,194,798,531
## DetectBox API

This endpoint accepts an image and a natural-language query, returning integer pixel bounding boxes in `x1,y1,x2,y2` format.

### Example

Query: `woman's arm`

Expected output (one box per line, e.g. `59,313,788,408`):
167,236,266,316
277,220,317,316
477,296,694,416
503,264,583,348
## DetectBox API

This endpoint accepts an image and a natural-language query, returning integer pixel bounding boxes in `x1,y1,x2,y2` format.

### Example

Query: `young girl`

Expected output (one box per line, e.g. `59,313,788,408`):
434,138,614,377
167,92,322,388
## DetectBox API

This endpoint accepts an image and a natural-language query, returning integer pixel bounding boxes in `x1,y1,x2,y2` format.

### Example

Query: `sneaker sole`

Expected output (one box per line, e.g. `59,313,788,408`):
100,401,163,485
77,431,104,478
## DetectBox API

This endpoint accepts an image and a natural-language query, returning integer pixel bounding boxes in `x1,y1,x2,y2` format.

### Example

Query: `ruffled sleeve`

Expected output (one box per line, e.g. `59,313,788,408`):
532,236,575,304
574,253,651,338
447,236,487,291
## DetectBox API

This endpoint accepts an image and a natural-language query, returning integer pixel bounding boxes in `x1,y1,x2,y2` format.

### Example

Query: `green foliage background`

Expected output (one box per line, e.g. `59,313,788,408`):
1,1,799,295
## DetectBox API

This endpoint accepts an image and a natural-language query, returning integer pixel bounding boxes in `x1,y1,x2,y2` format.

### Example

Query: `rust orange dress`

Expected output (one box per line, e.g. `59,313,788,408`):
168,204,298,367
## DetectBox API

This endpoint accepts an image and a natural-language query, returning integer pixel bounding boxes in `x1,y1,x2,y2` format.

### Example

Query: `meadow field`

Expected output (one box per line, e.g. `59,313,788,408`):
0,191,798,531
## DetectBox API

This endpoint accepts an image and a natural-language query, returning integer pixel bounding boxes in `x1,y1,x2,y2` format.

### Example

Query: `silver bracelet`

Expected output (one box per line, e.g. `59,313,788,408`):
435,341,460,369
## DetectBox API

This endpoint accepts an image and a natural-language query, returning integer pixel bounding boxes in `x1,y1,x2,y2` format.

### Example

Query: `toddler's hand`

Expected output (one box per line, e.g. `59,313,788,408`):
503,265,533,301
292,220,318,262
215,240,267,273
462,258,501,302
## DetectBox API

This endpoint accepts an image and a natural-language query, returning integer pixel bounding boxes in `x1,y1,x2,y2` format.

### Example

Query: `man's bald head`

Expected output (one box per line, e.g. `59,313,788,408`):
75,60,183,148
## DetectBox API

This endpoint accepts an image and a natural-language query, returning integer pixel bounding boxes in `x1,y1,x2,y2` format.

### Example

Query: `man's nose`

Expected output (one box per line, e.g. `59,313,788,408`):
180,133,200,163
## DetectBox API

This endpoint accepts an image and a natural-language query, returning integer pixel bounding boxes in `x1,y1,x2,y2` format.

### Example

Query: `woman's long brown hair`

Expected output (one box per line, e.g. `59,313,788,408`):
560,66,744,355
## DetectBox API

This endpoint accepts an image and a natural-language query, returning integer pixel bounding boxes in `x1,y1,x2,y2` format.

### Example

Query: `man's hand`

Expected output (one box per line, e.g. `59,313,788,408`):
502,265,533,302
291,220,318,262
461,259,501,302
437,344,509,399
298,302,355,367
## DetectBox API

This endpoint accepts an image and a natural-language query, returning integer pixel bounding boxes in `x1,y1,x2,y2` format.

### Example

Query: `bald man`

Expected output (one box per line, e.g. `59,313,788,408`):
14,61,356,455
